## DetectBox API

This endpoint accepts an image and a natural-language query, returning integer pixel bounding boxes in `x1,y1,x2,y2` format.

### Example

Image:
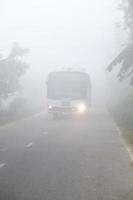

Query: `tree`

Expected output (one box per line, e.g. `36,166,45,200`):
0,42,29,99
107,0,133,84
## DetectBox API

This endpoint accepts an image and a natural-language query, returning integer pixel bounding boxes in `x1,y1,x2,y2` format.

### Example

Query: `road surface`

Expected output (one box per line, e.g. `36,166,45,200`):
0,108,133,200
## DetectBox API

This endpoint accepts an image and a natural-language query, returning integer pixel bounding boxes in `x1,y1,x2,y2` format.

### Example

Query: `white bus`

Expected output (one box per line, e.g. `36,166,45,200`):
46,69,91,118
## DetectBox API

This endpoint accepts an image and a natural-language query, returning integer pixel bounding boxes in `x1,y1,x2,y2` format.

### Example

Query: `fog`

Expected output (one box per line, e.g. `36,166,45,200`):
1,0,121,110
1,1,133,199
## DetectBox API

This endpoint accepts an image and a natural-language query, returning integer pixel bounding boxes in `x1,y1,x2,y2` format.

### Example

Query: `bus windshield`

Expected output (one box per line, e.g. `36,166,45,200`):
47,72,89,99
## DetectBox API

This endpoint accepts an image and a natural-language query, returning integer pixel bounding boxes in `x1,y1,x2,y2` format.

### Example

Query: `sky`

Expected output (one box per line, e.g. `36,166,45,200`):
0,0,121,108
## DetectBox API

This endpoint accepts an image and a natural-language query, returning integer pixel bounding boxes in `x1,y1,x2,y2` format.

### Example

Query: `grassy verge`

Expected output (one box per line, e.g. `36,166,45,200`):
0,107,44,126
121,128,133,149
110,106,133,150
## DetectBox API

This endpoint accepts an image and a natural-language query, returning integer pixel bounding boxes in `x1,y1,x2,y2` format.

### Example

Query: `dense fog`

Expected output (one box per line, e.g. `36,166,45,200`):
0,0,122,113
1,1,133,199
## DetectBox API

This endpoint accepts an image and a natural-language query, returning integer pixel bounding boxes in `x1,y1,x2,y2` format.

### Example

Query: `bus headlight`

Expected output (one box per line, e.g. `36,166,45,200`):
77,104,87,113
48,105,52,109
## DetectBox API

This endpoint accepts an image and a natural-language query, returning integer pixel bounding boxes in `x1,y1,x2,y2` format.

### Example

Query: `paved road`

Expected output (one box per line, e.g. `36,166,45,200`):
0,109,133,200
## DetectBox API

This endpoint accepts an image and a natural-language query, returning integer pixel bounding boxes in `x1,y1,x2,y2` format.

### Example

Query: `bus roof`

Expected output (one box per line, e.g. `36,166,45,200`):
49,67,87,73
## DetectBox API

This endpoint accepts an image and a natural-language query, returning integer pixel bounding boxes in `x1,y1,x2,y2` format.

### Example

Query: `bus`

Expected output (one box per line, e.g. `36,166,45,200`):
46,69,91,118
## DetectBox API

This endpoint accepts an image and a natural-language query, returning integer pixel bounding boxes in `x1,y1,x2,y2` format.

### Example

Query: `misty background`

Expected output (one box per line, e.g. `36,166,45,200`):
0,0,131,122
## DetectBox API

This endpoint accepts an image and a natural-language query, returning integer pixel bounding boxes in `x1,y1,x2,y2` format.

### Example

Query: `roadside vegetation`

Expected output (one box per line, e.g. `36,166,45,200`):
0,43,29,125
110,94,133,148
108,0,133,147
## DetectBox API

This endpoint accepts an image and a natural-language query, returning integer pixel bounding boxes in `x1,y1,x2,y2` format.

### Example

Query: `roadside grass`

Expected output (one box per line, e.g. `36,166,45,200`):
112,116,133,149
121,128,133,148
109,101,133,149
0,107,44,126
